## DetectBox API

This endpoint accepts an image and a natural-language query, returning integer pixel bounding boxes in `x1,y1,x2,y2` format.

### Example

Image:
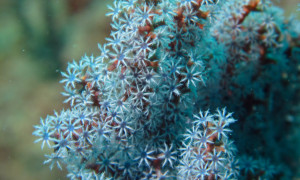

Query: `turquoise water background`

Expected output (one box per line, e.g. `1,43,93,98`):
0,0,299,180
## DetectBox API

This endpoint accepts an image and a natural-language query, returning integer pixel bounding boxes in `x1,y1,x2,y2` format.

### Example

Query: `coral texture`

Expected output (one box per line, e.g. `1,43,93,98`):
33,0,300,179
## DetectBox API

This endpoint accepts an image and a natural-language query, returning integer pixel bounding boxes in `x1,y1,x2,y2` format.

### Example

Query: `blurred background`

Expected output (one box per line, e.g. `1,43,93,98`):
0,0,298,180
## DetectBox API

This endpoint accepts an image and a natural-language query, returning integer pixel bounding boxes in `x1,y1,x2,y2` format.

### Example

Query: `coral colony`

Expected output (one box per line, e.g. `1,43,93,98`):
33,0,300,179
